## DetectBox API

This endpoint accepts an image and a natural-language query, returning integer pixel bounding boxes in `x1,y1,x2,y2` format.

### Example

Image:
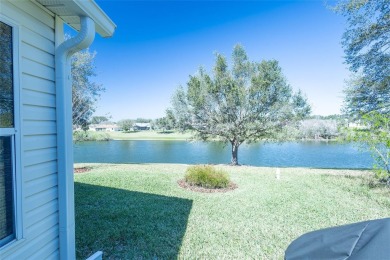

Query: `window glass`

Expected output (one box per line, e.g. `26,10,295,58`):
0,21,14,128
0,20,15,246
0,136,14,245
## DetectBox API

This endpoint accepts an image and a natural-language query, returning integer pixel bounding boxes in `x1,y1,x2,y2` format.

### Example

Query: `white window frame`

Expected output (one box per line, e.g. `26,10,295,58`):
0,15,23,250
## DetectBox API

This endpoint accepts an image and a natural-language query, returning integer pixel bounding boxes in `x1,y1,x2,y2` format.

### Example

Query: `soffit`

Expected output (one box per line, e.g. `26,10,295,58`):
35,0,116,38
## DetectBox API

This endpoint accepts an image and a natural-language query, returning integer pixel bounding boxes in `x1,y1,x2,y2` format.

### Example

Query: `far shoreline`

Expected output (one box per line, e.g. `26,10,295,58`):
74,162,373,172
76,130,341,142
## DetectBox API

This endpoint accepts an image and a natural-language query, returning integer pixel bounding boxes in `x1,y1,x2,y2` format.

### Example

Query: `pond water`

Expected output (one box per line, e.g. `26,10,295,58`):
74,140,373,169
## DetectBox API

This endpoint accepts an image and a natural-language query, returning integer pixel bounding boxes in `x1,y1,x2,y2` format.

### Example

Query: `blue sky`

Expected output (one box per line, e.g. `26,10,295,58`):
88,0,348,121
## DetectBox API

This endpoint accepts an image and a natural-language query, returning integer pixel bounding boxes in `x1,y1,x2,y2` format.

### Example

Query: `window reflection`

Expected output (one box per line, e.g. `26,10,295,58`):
0,21,14,128
0,136,14,244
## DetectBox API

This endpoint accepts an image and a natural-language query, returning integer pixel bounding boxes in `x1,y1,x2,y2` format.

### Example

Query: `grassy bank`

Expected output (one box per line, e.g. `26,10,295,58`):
74,164,390,259
73,131,111,142
108,130,192,140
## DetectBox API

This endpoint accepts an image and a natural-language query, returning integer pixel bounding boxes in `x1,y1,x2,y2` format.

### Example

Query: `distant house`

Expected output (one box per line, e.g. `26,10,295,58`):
0,1,115,259
348,122,364,129
90,123,121,132
133,123,151,131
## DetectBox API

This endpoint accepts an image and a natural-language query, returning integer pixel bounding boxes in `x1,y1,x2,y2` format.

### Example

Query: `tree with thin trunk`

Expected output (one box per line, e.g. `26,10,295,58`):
171,45,311,165
71,50,104,129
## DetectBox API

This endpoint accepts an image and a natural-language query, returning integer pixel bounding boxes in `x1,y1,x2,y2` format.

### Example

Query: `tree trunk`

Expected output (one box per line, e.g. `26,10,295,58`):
231,142,239,166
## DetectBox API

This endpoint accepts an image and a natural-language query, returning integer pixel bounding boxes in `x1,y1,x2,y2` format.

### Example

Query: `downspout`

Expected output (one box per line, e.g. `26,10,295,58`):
55,16,95,260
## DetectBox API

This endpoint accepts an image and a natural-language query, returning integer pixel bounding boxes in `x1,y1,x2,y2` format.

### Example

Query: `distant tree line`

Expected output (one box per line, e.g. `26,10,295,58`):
154,109,176,132
154,113,346,141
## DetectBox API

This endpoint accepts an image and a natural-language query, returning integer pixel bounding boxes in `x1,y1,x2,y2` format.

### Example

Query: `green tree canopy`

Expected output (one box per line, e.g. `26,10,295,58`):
91,116,110,124
118,119,134,132
171,45,311,165
156,109,177,131
344,112,390,183
135,118,152,123
335,0,390,116
336,1,390,183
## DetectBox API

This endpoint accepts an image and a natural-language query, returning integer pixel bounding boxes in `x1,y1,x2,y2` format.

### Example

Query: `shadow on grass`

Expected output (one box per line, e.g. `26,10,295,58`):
75,182,193,259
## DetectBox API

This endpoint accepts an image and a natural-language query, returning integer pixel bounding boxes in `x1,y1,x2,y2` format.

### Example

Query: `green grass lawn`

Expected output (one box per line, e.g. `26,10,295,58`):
108,130,192,140
74,164,390,259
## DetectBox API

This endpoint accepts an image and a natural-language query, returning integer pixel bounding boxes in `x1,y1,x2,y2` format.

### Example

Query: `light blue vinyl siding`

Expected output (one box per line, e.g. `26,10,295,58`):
0,0,60,258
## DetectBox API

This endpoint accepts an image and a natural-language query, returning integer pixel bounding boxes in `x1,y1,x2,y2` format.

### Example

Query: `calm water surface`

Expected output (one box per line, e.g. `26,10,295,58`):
74,140,373,169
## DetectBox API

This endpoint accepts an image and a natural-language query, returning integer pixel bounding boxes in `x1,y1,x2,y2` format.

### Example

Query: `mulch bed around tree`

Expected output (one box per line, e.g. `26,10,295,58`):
178,179,237,193
74,167,91,174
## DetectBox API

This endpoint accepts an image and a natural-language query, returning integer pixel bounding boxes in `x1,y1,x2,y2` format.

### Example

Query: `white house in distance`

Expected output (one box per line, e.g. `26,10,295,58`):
0,1,115,259
89,123,121,132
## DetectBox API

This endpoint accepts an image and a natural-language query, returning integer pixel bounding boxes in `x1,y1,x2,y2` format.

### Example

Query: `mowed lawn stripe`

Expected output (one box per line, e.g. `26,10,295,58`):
75,164,390,259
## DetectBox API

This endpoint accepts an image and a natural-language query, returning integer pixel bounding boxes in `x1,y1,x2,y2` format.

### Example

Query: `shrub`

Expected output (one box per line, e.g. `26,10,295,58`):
73,131,111,142
185,165,230,189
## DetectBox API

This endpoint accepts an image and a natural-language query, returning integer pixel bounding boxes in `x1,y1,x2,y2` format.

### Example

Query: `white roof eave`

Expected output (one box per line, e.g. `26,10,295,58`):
35,0,116,38
71,0,116,38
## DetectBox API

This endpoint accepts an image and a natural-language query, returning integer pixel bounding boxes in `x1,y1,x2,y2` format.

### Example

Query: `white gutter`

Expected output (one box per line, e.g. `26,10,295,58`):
55,16,95,260
71,0,116,37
